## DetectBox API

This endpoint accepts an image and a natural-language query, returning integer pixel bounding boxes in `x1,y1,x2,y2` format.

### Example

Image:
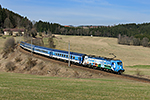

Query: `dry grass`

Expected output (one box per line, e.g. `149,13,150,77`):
52,35,150,66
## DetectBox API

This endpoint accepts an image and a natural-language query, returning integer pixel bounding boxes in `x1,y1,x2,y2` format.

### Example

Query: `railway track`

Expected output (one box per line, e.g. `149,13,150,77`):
19,46,150,83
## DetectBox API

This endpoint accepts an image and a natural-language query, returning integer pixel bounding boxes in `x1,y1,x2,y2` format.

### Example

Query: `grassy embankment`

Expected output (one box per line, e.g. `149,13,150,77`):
0,72,150,100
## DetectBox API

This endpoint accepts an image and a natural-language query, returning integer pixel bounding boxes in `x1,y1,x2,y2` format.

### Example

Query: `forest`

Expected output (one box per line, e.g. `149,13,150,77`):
0,4,150,47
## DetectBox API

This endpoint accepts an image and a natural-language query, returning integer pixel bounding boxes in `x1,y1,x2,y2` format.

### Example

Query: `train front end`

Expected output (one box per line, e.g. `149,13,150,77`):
111,60,125,74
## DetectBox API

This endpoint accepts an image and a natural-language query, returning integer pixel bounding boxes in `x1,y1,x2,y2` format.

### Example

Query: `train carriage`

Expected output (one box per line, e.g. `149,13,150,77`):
34,45,52,57
52,49,86,64
20,41,34,51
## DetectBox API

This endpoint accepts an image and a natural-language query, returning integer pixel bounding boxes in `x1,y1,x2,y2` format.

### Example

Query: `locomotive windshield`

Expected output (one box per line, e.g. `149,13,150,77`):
117,62,122,65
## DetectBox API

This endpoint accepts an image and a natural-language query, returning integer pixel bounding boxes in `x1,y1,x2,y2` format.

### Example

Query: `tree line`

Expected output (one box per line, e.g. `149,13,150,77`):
1,4,150,48
118,34,150,47
0,5,32,30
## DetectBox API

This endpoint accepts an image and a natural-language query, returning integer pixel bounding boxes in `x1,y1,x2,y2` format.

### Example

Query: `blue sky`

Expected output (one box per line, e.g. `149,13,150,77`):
1,0,150,26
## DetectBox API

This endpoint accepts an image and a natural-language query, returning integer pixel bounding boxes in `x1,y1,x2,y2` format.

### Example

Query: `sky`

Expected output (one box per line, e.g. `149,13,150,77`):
1,0,150,26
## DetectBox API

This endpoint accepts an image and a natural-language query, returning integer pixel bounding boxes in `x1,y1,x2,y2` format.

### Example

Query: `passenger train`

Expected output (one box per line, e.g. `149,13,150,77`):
20,41,125,74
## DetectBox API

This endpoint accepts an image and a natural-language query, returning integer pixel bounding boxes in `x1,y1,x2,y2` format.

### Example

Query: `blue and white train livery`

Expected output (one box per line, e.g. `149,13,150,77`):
20,41,125,74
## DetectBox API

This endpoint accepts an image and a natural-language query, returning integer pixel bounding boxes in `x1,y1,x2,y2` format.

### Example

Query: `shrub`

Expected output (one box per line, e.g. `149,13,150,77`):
141,37,149,47
24,57,37,71
15,56,22,62
2,37,15,58
2,36,6,39
32,38,44,46
38,62,45,70
49,66,61,75
5,61,16,71
73,70,80,78
48,36,56,48
135,69,143,76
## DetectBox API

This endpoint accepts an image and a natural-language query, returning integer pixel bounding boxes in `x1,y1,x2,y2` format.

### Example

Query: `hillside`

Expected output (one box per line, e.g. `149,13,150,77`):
0,5,32,29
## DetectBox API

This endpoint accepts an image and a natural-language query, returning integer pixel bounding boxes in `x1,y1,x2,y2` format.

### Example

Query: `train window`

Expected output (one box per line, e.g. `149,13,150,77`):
58,54,59,56
71,56,72,59
78,58,81,61
64,55,66,57
73,57,75,59
36,49,40,51
62,54,64,57
60,54,62,56
42,50,47,53
117,62,122,65
66,55,68,58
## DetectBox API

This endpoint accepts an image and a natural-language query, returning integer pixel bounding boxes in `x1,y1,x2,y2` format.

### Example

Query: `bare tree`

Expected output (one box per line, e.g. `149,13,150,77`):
2,37,16,57
48,36,55,48
142,37,149,47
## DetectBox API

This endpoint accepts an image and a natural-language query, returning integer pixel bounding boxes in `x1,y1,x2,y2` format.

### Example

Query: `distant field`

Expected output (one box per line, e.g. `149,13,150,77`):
0,72,150,100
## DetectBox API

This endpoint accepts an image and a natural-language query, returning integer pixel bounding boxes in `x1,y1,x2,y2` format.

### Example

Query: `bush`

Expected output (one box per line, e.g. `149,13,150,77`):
135,69,143,76
49,66,61,75
38,62,45,70
142,37,149,47
2,36,6,39
48,37,56,48
73,70,80,78
5,61,16,71
2,37,15,58
32,38,44,46
24,57,37,71
15,56,22,62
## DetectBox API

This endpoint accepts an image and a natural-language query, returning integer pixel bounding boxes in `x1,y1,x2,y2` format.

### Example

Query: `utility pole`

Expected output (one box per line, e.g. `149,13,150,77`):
31,36,33,56
68,41,70,67
19,33,21,52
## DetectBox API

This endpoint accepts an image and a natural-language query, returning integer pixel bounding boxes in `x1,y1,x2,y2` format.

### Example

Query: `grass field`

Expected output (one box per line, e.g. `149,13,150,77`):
0,72,150,100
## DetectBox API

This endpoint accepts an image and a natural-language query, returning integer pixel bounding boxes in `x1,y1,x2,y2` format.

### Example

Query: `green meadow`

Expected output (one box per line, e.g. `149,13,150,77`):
0,72,150,100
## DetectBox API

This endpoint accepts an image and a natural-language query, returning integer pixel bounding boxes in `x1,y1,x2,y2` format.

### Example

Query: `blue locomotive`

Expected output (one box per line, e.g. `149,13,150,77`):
20,41,125,74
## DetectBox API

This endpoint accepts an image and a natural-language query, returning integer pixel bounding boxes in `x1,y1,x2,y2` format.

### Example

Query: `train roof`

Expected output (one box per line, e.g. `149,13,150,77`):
33,43,86,56
87,55,121,61
21,41,34,46
34,45,53,51
52,49,86,56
